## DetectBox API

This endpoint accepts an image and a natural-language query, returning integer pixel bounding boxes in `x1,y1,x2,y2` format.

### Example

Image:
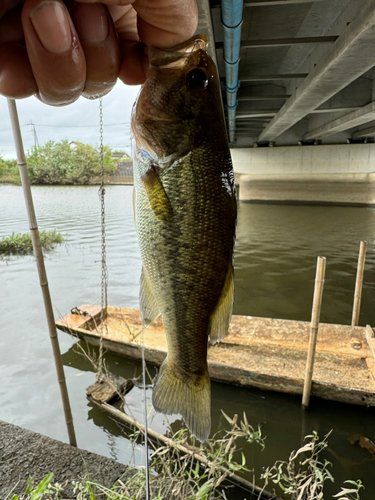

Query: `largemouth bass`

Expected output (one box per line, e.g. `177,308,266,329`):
131,35,237,442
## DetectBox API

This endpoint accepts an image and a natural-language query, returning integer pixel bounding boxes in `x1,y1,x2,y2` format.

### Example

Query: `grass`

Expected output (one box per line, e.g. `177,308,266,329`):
0,230,64,256
4,420,365,500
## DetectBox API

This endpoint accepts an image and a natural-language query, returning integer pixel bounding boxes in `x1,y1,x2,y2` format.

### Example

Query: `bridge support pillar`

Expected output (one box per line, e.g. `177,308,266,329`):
232,144,375,206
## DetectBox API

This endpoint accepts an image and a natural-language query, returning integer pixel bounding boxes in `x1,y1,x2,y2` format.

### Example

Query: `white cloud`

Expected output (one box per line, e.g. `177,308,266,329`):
0,81,140,159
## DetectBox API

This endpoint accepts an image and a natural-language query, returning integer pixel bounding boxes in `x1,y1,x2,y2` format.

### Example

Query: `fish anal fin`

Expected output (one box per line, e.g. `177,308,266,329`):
152,359,211,442
208,264,234,345
141,165,172,221
140,268,160,328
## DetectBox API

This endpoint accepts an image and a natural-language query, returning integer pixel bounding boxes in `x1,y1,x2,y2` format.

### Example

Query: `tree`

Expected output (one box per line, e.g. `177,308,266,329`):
0,156,19,183
26,140,116,185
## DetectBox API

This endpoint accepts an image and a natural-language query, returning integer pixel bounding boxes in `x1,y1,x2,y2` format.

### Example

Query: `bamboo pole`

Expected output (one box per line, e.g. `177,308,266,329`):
94,400,280,500
7,99,77,447
302,256,326,408
351,241,367,327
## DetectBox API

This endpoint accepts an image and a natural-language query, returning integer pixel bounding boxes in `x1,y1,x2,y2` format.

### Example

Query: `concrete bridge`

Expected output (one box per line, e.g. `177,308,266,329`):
197,0,375,204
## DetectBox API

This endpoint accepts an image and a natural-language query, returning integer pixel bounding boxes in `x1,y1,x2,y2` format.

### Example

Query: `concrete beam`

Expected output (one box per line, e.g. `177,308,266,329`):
258,0,375,143
238,95,291,101
238,107,360,120
304,102,375,140
212,0,326,6
352,125,375,139
216,36,337,50
239,74,308,81
244,0,326,6
237,112,277,118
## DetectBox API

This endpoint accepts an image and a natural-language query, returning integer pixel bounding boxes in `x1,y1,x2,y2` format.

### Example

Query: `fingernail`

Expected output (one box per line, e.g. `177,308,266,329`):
75,4,109,44
30,1,72,54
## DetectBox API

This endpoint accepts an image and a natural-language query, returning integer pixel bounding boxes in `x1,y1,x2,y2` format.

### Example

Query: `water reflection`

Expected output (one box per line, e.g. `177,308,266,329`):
1,185,374,498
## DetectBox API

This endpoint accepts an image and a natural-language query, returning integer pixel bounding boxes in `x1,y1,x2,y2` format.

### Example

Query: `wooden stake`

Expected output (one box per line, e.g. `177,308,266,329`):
351,241,367,327
302,256,326,408
7,99,77,447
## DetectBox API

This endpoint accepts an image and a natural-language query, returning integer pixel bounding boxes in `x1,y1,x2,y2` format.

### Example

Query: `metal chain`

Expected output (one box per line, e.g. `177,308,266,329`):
98,97,108,380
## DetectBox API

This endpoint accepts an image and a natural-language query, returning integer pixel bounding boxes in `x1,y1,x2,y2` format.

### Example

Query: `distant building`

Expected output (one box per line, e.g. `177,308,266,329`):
108,160,133,185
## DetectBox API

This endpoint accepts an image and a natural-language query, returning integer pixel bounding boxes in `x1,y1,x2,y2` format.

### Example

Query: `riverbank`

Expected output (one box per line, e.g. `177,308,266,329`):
0,420,131,499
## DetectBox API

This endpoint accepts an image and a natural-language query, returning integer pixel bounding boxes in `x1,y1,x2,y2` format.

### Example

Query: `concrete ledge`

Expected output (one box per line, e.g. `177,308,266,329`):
238,172,375,205
231,144,375,176
0,420,131,499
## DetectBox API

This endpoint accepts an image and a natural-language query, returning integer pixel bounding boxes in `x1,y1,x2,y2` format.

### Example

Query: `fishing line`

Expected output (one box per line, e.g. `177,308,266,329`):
97,96,149,497
141,328,151,500
98,97,108,381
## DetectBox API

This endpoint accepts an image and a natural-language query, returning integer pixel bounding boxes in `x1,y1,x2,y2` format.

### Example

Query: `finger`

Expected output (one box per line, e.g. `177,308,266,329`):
0,7,24,44
21,0,86,106
112,6,147,85
118,40,147,85
134,0,198,48
75,0,198,48
69,2,120,99
0,42,38,98
0,0,24,19
75,0,135,5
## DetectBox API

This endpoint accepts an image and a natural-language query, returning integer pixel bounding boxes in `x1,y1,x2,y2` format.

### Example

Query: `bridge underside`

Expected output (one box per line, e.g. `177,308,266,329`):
196,0,375,204
198,0,375,148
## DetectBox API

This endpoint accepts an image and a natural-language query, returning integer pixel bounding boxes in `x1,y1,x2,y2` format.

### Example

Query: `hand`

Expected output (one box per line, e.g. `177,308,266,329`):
0,0,198,105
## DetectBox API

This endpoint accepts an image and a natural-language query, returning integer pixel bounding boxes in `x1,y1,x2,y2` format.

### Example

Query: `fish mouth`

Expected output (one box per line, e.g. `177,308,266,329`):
147,35,209,69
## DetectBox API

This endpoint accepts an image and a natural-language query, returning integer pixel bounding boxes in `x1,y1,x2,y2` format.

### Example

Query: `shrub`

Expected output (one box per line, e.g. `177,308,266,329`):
0,230,64,256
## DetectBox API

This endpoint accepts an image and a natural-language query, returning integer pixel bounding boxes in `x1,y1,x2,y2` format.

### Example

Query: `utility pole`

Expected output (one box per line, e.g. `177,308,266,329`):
28,121,39,148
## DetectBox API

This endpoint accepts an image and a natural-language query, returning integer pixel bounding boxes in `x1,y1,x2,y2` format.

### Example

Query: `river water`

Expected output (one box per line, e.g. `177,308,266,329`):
1,184,374,498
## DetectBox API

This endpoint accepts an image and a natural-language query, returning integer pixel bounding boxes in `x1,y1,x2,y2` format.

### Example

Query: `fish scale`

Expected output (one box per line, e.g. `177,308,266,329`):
132,35,237,441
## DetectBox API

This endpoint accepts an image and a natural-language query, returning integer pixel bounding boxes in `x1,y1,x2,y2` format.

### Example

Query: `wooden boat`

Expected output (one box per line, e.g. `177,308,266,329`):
56,305,375,407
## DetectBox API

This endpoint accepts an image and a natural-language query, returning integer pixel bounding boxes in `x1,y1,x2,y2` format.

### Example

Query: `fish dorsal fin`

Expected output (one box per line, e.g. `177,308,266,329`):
141,165,173,222
140,268,160,328
208,264,234,345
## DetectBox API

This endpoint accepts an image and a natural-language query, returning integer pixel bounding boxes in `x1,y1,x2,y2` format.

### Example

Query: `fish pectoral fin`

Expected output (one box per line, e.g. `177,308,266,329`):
152,359,211,442
141,165,173,221
208,264,234,345
139,268,161,328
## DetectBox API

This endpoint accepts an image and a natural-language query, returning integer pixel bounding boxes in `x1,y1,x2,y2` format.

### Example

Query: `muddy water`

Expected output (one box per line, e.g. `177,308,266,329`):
1,184,374,498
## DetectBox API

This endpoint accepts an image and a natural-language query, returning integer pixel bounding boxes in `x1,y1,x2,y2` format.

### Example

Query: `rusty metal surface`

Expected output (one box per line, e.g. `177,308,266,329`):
56,305,375,406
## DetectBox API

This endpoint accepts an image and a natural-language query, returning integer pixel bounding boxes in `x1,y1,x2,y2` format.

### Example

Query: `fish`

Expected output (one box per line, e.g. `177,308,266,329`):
131,34,237,442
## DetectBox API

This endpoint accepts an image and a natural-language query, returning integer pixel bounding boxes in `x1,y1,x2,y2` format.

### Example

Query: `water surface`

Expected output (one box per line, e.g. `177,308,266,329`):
1,185,374,497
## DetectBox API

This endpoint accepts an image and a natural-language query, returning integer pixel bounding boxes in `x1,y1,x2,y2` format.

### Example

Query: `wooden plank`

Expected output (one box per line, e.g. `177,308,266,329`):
86,374,133,404
366,357,375,384
365,325,375,359
56,305,102,331
57,306,375,406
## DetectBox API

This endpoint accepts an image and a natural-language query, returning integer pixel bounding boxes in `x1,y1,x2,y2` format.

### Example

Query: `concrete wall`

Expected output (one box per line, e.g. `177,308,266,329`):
231,144,375,205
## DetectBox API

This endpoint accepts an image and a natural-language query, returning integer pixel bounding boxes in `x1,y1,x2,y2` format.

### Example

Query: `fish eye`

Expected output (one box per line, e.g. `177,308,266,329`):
186,68,208,90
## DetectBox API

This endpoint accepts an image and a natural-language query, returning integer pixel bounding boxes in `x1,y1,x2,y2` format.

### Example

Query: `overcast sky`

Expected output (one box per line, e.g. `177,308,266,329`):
0,81,140,160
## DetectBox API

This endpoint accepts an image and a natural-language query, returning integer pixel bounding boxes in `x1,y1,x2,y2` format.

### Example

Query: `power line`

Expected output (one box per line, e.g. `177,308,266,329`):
28,122,130,128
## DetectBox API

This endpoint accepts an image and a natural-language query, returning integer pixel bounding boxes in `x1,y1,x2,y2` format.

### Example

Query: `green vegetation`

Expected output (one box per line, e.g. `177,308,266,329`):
27,140,116,184
0,157,19,184
0,230,64,256
7,422,365,500
0,140,117,185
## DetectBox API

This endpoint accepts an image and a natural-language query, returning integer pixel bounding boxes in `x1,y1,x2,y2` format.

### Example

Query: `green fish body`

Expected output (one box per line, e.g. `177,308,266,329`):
132,35,237,441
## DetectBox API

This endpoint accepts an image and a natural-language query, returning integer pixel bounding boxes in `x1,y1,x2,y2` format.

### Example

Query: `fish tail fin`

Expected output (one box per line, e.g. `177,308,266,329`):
152,358,211,442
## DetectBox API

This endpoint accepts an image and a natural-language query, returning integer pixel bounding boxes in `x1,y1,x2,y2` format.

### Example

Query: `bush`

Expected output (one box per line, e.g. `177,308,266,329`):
0,157,20,183
0,230,64,256
27,140,116,185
